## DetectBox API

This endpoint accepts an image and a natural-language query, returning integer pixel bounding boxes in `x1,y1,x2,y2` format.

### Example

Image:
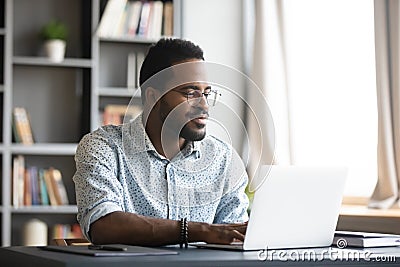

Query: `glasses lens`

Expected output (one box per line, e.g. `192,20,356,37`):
187,90,221,107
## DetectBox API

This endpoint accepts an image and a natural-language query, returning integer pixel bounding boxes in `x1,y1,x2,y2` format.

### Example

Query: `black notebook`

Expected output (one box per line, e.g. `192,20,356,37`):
40,245,178,257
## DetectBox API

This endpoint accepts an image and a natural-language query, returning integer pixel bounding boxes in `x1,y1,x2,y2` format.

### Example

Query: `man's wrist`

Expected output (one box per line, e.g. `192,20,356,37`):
187,221,209,243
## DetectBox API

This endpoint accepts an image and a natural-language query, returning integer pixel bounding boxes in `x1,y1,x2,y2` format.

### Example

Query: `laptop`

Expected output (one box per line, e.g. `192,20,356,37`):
192,165,347,250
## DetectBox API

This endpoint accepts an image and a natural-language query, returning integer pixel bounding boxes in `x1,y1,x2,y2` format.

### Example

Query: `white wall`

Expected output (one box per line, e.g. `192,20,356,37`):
182,0,246,153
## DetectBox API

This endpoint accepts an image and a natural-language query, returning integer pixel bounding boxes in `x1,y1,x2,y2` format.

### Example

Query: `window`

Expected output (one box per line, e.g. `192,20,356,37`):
283,0,377,197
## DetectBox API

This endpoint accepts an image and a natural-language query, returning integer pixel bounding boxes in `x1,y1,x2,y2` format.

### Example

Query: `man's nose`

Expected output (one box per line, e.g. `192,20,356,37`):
197,93,209,109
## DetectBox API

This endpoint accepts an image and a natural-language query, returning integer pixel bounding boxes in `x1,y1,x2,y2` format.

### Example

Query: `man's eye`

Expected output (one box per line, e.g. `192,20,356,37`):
185,91,196,97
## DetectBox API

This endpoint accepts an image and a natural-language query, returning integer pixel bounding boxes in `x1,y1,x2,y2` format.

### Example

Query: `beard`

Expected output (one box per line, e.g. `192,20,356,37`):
180,121,206,141
159,98,208,142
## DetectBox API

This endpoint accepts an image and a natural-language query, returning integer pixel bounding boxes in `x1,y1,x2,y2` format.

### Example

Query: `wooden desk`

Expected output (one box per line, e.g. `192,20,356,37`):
1,245,400,267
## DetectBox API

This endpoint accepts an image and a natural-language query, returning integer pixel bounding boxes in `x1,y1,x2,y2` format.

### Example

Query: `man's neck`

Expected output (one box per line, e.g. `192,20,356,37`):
143,112,186,160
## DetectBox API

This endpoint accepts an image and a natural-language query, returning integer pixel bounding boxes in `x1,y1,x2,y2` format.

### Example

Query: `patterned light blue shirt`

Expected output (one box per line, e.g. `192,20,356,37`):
73,114,249,241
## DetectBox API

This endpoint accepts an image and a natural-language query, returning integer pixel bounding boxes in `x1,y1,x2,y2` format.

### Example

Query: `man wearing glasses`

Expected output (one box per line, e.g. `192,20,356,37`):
73,38,249,247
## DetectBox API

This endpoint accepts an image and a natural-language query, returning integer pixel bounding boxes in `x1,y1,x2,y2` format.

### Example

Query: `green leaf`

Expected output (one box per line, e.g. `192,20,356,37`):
40,20,68,41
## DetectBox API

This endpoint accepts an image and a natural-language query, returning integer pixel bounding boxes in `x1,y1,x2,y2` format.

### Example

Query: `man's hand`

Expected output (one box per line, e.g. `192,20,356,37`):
189,222,247,245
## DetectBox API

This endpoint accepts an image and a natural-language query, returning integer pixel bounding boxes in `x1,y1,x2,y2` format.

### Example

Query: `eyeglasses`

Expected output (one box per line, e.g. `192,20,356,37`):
173,89,222,107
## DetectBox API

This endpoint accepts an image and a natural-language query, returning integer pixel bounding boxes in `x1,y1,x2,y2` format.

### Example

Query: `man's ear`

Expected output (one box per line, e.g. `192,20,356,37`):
145,87,160,105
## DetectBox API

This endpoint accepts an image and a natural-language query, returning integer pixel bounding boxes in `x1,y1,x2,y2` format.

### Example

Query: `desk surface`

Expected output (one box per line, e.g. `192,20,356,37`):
1,245,400,267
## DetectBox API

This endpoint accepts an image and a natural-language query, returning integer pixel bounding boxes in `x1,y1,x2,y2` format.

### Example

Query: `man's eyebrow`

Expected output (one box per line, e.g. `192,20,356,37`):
177,85,212,91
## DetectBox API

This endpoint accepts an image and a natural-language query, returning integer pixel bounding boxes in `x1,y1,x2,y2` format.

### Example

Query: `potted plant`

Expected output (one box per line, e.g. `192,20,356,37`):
40,20,68,62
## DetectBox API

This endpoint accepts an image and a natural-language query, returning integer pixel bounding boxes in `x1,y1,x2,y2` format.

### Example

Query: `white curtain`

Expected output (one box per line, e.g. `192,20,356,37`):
246,0,292,180
369,0,400,209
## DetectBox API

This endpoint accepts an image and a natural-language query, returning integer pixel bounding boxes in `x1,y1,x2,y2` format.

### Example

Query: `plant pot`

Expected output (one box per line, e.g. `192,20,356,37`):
44,39,66,62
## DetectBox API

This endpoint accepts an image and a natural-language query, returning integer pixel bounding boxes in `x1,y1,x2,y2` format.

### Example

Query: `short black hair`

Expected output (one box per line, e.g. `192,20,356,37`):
139,38,204,99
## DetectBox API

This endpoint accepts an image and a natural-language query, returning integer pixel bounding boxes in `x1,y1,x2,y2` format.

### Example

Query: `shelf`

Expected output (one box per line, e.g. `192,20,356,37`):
99,36,159,44
340,205,400,218
0,84,4,92
13,57,93,68
11,143,77,155
98,87,141,98
0,28,5,35
11,205,77,214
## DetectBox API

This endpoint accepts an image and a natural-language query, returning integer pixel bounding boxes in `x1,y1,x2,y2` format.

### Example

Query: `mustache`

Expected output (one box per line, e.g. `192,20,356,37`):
188,109,209,119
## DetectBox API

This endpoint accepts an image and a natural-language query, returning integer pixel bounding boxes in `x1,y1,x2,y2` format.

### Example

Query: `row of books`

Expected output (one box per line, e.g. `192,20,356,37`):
98,0,173,39
12,107,34,145
102,104,142,126
52,223,84,240
13,155,69,207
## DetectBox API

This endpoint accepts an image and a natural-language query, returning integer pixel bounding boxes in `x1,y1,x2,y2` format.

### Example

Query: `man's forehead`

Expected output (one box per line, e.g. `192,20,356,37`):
174,81,211,90
165,61,209,89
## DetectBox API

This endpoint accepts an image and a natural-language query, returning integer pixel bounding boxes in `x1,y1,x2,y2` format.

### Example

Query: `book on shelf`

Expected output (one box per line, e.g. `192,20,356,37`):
136,51,145,88
23,168,32,206
29,167,40,205
38,169,50,205
114,1,130,37
49,168,69,205
97,0,173,39
12,155,25,207
43,169,58,206
163,1,173,36
334,231,400,248
137,1,151,37
127,1,143,36
12,107,34,145
52,223,84,240
127,52,136,89
147,1,164,39
103,104,142,126
12,157,69,207
97,0,127,37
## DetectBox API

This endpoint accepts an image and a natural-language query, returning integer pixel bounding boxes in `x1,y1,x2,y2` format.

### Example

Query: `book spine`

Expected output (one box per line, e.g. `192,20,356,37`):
162,2,173,36
17,155,25,206
127,1,143,36
97,0,128,37
136,51,145,88
23,168,32,206
13,107,34,145
39,169,50,205
50,168,69,205
137,2,151,37
12,156,20,207
127,53,136,89
150,1,163,39
44,169,58,206
30,167,40,205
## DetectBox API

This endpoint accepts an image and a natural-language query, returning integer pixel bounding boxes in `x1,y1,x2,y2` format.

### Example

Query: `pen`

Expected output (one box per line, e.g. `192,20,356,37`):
88,244,128,251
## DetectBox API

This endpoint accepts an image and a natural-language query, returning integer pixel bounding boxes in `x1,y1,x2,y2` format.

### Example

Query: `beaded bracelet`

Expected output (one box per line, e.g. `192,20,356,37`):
179,218,188,248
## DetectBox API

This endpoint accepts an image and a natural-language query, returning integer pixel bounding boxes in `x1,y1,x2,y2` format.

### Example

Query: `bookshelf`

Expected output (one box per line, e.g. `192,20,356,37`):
2,0,92,246
0,0,181,246
92,0,181,130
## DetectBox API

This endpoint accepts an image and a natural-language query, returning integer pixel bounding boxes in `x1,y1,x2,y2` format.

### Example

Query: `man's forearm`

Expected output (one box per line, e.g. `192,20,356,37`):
90,211,209,246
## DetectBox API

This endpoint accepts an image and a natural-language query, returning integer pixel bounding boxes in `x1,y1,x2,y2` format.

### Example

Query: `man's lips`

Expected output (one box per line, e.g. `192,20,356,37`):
189,115,208,125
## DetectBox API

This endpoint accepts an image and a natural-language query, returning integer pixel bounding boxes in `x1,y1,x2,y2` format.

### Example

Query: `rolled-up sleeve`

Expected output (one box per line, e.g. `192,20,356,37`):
73,130,124,241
